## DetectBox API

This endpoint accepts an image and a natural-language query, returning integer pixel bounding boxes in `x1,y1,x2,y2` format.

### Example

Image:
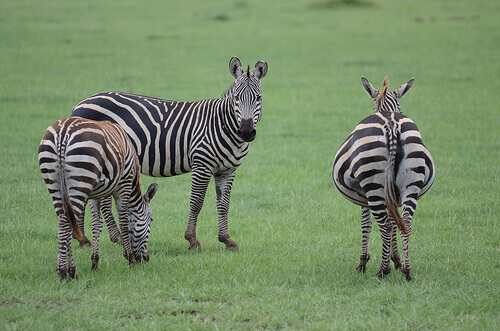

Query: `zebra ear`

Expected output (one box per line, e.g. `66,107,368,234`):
362,76,378,98
145,182,158,202
229,56,243,79
254,61,268,80
394,77,414,99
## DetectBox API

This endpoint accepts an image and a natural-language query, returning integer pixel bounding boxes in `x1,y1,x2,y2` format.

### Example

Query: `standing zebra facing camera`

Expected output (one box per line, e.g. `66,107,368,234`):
71,56,268,251
38,118,158,280
332,76,435,281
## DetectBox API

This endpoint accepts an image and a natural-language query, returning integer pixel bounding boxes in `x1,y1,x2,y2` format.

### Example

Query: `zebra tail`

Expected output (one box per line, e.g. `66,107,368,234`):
59,162,83,241
384,119,409,236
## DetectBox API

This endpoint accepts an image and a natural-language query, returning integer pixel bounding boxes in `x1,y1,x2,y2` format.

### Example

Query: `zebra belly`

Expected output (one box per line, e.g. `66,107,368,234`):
88,177,120,200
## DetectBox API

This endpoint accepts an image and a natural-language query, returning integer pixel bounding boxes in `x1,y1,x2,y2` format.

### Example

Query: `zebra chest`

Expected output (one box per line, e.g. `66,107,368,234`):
189,138,248,173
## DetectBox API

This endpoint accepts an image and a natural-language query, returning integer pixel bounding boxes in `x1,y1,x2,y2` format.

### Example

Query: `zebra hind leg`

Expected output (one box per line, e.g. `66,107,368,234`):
390,224,402,270
401,204,415,281
57,216,70,280
373,213,394,278
356,207,372,273
57,215,78,280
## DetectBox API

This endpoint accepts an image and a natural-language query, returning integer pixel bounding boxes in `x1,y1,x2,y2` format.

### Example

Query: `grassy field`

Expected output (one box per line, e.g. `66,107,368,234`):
1,0,499,329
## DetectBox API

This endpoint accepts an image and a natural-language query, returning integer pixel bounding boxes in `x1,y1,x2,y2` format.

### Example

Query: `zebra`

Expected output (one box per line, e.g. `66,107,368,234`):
38,117,158,280
332,76,435,281
71,56,268,251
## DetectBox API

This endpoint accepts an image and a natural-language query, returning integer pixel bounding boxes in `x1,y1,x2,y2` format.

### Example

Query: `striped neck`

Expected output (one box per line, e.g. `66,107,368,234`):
220,97,247,146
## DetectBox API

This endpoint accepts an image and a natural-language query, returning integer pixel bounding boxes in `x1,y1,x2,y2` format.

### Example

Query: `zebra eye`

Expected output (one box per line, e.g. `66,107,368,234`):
256,95,261,101
234,95,239,102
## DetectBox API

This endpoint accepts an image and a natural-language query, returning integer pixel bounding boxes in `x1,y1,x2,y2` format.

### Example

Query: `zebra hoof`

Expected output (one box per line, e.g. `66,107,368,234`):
79,237,91,247
402,267,412,281
391,254,402,269
188,240,202,251
226,244,238,251
91,253,99,271
57,268,68,280
224,239,238,251
110,236,123,245
356,263,366,273
356,254,370,273
375,267,391,278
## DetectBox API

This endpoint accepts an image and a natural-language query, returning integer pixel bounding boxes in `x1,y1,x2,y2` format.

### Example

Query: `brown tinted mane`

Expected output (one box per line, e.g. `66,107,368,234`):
376,76,389,110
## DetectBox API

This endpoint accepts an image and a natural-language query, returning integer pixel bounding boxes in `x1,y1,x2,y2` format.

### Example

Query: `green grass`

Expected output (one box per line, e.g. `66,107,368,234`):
1,0,499,329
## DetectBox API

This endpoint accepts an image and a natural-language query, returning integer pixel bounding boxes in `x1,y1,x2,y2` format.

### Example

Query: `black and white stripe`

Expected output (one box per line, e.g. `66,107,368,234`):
332,76,435,281
71,56,268,251
38,118,158,280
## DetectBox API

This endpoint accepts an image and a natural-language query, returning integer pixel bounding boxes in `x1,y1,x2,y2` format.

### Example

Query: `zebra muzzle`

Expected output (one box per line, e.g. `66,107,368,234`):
237,118,256,142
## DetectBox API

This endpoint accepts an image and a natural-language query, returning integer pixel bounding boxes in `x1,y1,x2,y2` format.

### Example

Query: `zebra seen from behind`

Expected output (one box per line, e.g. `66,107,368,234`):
38,118,158,280
332,76,435,281
72,56,268,251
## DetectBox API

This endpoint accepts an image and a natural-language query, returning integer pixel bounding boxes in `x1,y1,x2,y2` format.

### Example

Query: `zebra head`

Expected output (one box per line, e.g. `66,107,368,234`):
229,56,268,142
362,76,414,113
128,182,158,262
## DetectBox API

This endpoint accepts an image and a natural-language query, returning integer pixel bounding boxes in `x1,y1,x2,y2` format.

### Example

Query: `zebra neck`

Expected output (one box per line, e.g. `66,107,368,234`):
219,98,248,147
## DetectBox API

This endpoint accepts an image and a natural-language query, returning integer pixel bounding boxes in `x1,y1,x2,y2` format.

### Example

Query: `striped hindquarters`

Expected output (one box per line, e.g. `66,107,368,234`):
333,112,434,208
38,118,134,218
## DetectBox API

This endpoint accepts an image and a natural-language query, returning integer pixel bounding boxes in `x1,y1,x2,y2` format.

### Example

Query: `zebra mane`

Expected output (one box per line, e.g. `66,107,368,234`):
222,82,235,101
375,76,389,112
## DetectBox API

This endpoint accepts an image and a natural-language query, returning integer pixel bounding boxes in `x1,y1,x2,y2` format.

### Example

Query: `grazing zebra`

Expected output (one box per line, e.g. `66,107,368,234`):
332,76,435,281
71,56,268,251
38,117,158,279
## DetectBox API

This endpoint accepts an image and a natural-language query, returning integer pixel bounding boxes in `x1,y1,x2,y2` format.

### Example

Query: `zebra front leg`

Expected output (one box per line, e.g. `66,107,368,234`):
114,192,137,265
185,168,211,251
90,199,103,271
100,196,122,245
214,171,237,251
356,207,372,273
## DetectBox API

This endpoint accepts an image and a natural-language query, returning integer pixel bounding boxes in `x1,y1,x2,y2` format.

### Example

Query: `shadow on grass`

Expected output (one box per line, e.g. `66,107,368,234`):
308,0,375,9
